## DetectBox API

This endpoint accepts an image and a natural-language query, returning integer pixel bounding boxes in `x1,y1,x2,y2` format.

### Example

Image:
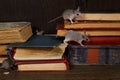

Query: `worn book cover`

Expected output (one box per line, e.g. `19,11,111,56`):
8,35,63,48
0,22,33,44
15,56,68,72
68,45,120,65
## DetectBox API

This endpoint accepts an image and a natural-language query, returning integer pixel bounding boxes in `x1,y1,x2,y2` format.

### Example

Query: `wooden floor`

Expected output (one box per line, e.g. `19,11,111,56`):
0,65,120,80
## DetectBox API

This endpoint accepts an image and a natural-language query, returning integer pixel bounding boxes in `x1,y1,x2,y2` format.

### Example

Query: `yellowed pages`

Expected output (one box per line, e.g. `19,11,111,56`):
57,29,120,37
76,13,120,20
14,43,67,60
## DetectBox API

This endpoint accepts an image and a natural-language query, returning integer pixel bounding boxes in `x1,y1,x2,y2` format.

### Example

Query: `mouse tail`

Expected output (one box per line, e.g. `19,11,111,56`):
48,16,62,23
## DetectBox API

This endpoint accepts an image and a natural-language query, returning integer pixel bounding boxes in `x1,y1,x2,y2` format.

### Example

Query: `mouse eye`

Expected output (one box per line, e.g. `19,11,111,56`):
76,14,79,16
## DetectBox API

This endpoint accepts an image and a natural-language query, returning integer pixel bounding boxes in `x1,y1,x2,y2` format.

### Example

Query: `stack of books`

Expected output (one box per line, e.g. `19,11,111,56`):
0,22,33,66
8,35,68,71
56,13,120,65
57,13,120,37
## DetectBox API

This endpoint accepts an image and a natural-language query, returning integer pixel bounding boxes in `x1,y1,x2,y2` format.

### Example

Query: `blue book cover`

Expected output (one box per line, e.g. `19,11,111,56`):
7,35,63,48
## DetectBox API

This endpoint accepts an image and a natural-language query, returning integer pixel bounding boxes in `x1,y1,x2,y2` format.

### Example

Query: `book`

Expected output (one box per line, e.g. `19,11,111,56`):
7,35,63,48
13,43,67,60
15,56,68,71
68,45,120,65
0,22,33,44
67,36,120,46
64,21,120,29
76,13,120,21
57,25,120,37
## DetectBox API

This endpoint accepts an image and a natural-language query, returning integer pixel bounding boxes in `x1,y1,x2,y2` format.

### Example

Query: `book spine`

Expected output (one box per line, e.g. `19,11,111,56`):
68,45,120,65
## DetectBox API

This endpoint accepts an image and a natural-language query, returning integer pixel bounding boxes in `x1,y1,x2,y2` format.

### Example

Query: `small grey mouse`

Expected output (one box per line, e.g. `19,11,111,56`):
0,59,11,69
64,30,90,46
48,7,82,23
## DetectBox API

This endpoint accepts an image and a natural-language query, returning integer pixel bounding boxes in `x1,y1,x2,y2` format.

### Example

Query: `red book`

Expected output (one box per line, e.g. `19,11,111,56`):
86,36,120,45
15,56,69,72
67,36,120,46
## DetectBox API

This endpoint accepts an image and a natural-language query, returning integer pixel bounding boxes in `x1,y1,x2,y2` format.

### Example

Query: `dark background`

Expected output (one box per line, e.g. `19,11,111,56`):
0,0,120,34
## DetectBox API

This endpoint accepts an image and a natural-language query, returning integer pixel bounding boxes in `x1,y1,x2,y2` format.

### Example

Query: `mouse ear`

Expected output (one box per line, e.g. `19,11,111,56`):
76,6,80,11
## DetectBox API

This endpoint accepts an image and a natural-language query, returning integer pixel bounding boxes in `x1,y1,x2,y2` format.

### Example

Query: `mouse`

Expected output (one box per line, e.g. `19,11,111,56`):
48,7,82,23
64,30,90,46
0,59,11,69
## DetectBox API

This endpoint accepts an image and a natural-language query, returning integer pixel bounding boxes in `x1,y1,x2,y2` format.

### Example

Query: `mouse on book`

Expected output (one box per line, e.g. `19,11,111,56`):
64,30,90,46
48,6,82,24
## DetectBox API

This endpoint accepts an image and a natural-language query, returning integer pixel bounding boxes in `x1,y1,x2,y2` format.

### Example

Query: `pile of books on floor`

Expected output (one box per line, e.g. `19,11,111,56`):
0,22,33,64
8,35,68,71
0,22,69,72
56,13,120,65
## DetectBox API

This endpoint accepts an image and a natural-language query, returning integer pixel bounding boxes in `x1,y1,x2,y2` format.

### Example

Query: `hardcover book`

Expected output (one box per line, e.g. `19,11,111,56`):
76,13,120,21
0,22,33,44
7,35,63,48
68,45,120,65
13,43,67,61
64,21,120,29
56,24,120,37
15,56,68,72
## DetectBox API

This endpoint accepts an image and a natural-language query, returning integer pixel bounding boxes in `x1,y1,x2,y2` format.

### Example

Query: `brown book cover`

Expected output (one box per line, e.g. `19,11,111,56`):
15,56,69,72
56,24,120,37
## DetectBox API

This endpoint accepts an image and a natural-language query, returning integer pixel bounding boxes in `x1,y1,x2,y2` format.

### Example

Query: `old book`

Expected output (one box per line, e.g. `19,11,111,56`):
7,35,63,48
68,45,120,65
64,21,120,29
76,13,120,21
13,43,67,60
15,56,68,71
67,36,120,45
57,25,120,37
0,22,33,44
